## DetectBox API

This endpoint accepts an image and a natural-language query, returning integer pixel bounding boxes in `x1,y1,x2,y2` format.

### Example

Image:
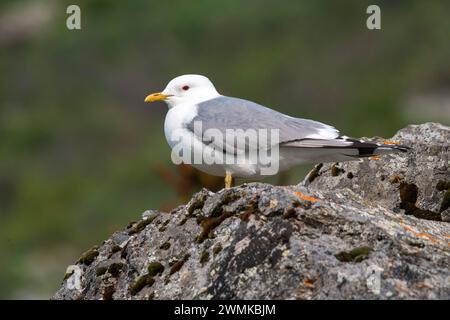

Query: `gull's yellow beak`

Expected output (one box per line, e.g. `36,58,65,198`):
144,92,170,103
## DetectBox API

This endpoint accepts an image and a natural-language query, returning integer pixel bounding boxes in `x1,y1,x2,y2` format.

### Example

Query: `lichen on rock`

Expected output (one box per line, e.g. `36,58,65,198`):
54,123,450,300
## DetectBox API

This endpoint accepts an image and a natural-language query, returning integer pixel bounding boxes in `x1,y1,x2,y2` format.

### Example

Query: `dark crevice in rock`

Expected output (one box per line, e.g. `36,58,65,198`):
239,196,259,221
399,182,442,221
439,190,450,213
169,254,190,276
178,217,188,226
187,191,209,215
103,285,115,300
197,211,234,243
108,262,125,277
436,180,450,191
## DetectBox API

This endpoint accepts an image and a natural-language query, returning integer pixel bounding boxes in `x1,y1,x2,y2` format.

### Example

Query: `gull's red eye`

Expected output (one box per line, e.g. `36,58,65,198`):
182,85,190,91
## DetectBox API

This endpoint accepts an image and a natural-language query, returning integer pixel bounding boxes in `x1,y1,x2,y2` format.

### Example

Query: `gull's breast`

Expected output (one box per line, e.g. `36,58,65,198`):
164,103,198,148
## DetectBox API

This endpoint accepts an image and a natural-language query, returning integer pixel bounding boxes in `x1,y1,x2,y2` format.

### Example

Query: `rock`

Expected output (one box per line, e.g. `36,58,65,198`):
441,208,450,222
53,123,450,300
304,122,449,220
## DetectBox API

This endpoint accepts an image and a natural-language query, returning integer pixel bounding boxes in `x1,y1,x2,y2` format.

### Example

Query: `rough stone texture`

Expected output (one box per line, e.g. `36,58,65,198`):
54,123,450,300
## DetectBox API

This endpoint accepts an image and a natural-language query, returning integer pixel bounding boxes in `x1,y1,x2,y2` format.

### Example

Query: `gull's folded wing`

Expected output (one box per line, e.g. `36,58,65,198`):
186,96,340,154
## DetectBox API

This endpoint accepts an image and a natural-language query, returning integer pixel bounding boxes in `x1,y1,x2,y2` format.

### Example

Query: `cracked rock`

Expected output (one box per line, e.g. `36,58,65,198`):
54,123,450,300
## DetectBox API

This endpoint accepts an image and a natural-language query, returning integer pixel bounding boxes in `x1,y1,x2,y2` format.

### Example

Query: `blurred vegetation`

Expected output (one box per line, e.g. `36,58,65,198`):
0,0,449,298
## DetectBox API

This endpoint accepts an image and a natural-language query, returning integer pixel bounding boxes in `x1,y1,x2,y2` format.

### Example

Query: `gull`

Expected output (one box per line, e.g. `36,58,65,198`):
144,74,409,188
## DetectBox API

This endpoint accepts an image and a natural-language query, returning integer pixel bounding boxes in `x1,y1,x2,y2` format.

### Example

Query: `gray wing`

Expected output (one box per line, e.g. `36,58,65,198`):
186,96,341,154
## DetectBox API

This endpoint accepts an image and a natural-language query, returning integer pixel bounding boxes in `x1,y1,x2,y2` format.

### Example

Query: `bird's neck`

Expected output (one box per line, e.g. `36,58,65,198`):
166,93,222,109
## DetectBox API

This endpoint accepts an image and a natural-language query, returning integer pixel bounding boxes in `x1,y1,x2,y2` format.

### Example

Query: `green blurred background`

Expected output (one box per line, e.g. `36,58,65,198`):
0,0,449,299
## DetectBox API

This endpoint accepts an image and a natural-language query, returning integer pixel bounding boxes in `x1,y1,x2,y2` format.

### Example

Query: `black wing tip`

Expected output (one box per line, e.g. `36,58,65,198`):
353,141,412,156
384,144,411,152
342,137,412,153
396,145,412,152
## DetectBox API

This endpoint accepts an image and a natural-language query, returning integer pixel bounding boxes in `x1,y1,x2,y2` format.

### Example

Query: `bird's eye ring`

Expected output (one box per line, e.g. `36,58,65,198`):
182,85,190,91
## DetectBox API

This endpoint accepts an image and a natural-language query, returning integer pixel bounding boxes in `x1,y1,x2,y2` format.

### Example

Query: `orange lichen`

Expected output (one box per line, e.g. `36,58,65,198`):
400,224,438,243
294,191,319,203
383,140,400,145
303,279,315,288
369,155,381,160
416,282,431,289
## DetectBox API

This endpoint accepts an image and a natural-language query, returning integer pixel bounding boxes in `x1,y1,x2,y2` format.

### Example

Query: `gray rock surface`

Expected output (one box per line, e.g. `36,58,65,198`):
54,123,450,300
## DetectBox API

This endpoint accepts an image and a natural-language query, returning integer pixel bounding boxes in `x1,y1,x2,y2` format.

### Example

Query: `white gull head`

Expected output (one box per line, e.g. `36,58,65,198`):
145,74,221,108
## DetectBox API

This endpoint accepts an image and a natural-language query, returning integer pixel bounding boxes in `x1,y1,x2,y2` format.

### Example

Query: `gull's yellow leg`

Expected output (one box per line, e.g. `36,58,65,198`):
224,173,234,189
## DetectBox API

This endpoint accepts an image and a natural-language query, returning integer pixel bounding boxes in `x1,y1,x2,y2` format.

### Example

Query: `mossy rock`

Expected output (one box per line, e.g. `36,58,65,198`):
212,243,223,255
200,250,210,265
77,246,99,265
147,262,165,277
108,262,125,277
130,275,155,296
159,241,171,250
95,266,108,276
128,215,157,235
335,246,373,263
